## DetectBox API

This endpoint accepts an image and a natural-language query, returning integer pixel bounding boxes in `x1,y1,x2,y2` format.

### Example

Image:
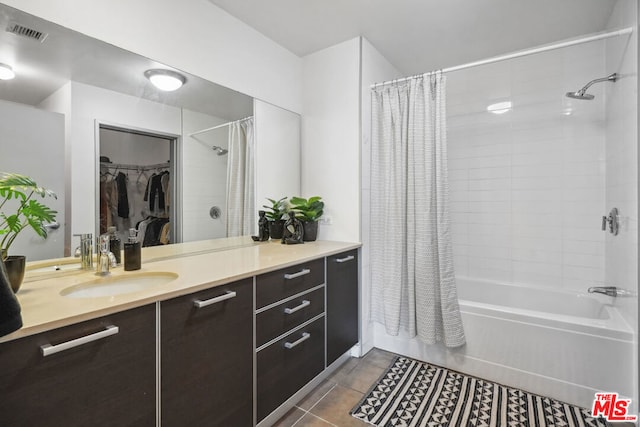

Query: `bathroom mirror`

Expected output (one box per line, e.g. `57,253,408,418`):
0,4,300,267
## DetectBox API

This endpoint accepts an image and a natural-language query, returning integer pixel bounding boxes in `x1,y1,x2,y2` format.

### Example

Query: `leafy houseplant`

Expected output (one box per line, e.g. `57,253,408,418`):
0,173,58,292
262,197,288,240
289,196,324,242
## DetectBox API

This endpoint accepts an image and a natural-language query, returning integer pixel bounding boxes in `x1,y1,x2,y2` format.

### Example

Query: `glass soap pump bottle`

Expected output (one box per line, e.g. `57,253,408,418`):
124,228,141,271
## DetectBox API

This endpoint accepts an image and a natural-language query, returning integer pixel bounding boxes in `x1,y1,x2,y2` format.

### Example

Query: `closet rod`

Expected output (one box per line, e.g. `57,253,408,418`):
188,116,253,137
100,161,170,171
371,27,634,89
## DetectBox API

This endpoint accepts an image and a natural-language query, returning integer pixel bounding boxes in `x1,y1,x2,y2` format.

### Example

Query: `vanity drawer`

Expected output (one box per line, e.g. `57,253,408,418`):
256,286,325,347
257,317,325,421
256,258,324,309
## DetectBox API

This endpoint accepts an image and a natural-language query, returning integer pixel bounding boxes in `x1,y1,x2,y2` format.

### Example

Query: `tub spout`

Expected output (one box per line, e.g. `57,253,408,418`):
588,286,621,297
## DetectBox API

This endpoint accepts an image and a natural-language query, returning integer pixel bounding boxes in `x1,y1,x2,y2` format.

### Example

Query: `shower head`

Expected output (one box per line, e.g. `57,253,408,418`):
565,73,617,100
212,145,228,156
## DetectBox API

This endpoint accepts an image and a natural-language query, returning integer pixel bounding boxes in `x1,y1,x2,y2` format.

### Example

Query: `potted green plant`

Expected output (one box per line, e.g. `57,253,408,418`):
0,172,57,292
262,197,288,240
289,196,324,241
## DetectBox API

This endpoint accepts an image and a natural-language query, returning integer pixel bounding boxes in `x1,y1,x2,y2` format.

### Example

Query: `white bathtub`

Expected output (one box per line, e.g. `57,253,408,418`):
374,276,635,409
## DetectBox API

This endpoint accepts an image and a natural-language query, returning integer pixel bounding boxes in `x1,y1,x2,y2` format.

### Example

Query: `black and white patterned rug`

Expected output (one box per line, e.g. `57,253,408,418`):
351,356,609,427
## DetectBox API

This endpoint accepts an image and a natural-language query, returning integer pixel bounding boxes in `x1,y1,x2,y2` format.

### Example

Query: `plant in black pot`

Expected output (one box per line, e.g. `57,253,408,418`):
0,173,57,292
262,197,288,240
289,196,324,242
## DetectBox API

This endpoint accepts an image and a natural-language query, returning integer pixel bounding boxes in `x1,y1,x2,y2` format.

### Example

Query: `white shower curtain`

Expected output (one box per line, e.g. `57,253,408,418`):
226,118,255,237
370,72,465,347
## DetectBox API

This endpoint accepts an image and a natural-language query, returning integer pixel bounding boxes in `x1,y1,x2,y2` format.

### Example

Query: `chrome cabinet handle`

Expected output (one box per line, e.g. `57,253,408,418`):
284,300,310,315
335,255,355,263
284,268,311,280
193,291,236,308
284,332,310,349
40,325,119,357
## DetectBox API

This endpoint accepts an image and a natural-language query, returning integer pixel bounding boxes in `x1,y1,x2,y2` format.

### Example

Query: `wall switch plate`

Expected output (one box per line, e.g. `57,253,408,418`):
319,216,332,225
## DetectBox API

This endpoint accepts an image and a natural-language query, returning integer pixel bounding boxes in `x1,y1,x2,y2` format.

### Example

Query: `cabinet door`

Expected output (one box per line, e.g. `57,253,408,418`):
257,317,325,421
326,249,359,365
161,278,253,427
0,304,156,427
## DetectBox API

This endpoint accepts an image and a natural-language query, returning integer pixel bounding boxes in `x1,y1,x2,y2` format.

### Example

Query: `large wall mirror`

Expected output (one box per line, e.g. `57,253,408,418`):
0,3,301,264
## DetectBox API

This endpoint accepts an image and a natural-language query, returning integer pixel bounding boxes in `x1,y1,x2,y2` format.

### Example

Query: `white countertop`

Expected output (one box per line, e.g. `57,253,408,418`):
2,238,360,343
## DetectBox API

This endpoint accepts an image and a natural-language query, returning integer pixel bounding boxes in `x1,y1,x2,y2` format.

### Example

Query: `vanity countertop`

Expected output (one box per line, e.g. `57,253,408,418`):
2,239,360,343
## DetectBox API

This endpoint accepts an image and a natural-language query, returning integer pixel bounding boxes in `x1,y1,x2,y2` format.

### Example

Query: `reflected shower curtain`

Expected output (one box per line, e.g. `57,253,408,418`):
370,72,465,347
226,118,255,237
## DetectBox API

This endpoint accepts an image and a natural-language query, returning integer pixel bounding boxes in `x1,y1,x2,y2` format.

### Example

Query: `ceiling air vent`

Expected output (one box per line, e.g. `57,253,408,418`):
5,22,48,42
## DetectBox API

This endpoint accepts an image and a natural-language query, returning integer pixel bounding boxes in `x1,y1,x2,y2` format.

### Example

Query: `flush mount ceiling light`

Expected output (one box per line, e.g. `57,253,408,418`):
144,69,186,91
487,101,512,115
0,63,16,80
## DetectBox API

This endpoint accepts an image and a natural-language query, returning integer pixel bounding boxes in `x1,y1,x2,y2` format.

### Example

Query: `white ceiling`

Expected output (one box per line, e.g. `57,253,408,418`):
208,0,618,75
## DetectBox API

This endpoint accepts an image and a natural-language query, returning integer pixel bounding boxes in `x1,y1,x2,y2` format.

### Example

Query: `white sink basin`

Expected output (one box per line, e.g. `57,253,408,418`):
60,272,179,298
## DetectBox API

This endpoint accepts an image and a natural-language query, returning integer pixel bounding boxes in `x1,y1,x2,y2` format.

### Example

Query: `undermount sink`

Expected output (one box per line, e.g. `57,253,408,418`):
60,272,179,298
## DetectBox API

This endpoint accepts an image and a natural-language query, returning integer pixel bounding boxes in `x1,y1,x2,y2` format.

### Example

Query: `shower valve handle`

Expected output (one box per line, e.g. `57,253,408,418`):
602,208,619,235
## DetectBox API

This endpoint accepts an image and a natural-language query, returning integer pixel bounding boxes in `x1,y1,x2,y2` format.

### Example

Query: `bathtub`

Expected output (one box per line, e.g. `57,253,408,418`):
373,276,635,409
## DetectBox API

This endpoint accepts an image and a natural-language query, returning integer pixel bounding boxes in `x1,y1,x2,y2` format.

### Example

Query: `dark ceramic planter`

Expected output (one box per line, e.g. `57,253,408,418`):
268,220,285,240
4,255,26,293
302,221,318,242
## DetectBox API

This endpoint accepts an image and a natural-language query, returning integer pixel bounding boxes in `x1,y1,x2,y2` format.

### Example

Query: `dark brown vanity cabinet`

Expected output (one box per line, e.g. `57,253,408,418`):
0,304,156,427
326,249,359,365
160,278,254,427
256,261,327,422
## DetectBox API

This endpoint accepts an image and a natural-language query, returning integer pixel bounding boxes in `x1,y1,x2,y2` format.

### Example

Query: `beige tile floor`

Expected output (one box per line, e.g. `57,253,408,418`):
273,348,637,427
272,348,395,427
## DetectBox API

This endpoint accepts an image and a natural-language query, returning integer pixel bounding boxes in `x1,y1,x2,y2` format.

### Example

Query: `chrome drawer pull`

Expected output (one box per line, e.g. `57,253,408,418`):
40,325,119,357
284,268,311,280
194,291,237,308
284,300,310,315
335,255,355,263
284,332,311,349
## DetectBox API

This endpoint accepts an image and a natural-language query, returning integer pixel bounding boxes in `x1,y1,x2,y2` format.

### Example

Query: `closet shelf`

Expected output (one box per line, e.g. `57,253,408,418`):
100,161,170,171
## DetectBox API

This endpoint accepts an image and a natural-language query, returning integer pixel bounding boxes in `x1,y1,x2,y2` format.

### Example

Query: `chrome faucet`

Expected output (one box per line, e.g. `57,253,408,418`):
588,286,622,297
96,234,116,275
73,233,93,270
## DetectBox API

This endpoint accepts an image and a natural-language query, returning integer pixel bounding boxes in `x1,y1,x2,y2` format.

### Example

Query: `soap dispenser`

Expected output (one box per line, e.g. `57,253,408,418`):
107,226,121,264
124,228,141,271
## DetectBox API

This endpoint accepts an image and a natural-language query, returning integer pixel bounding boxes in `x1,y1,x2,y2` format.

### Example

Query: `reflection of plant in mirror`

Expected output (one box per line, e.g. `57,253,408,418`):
262,197,288,221
0,173,57,260
290,196,324,222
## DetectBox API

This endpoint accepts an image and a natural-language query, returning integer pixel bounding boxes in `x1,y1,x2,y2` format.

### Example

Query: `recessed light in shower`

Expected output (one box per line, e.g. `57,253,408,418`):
0,63,16,80
144,69,186,91
487,101,512,115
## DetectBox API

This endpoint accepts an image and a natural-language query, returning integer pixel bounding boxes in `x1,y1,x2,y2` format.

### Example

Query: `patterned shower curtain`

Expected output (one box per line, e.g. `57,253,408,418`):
225,118,255,237
370,72,465,347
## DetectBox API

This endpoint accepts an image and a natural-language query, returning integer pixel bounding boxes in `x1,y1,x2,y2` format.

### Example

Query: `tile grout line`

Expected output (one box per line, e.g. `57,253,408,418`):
291,383,338,427
304,411,339,427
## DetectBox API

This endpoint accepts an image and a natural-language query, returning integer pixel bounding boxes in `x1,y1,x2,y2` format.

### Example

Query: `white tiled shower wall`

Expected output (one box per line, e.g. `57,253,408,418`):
447,41,609,292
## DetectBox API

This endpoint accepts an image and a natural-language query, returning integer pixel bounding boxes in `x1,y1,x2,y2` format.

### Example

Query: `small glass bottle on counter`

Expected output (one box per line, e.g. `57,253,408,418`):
107,226,121,264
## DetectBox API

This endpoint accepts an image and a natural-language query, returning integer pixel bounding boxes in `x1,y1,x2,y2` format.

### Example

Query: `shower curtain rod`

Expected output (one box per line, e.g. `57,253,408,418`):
371,27,634,89
188,116,253,137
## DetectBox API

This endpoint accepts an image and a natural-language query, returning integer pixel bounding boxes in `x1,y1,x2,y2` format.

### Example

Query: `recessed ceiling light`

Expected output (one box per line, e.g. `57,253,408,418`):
487,101,512,115
144,69,186,91
0,63,16,80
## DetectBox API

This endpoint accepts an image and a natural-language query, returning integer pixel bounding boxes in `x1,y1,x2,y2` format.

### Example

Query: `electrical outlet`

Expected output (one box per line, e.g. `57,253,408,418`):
319,216,332,225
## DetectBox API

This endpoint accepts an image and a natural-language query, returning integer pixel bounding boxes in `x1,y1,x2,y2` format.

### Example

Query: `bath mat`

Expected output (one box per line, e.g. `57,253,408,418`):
351,356,610,427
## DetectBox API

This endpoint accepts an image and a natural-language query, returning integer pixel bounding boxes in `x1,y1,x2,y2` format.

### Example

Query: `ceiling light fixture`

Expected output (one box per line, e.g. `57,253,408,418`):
0,63,16,80
487,101,512,115
144,69,186,91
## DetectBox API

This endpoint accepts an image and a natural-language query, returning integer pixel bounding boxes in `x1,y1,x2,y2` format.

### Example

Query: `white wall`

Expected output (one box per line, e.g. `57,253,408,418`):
3,0,303,114
446,42,606,293
254,100,301,210
605,0,638,410
301,37,361,243
181,110,228,242
360,38,403,355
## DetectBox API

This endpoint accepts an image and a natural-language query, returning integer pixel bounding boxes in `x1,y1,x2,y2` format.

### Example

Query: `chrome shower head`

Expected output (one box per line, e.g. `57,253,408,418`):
565,73,617,100
212,145,228,156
